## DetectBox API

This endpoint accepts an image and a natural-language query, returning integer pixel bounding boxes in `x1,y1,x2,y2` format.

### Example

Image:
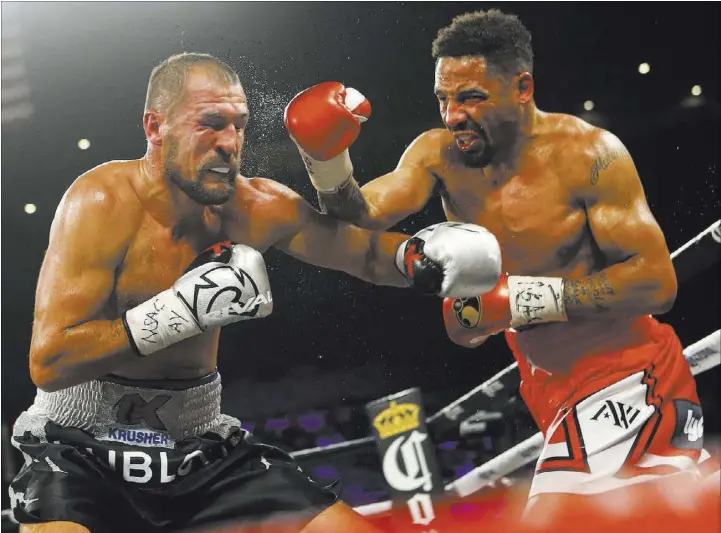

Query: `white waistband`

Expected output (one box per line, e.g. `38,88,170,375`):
30,372,223,440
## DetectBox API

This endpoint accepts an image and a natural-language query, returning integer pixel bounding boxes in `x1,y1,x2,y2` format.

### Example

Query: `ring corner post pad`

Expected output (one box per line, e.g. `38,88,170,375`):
365,387,445,530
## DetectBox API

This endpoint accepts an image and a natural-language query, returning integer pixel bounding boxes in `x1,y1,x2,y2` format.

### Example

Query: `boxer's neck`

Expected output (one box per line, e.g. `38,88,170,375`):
487,101,540,174
138,153,207,228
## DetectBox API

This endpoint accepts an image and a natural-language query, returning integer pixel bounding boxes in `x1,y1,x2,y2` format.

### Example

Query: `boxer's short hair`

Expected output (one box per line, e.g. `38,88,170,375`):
145,52,239,115
432,9,534,77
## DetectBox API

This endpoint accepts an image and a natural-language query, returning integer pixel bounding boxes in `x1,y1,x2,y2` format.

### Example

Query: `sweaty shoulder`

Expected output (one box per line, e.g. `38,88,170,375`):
540,113,630,190
400,128,454,172
52,161,143,248
234,176,297,209
229,176,307,237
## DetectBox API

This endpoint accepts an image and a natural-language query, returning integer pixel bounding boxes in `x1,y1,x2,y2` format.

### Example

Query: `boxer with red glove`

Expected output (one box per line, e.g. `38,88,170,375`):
443,273,568,347
284,81,370,193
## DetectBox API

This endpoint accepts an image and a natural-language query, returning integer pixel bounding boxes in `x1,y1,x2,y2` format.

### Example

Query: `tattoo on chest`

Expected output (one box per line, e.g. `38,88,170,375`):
589,149,629,185
563,272,615,312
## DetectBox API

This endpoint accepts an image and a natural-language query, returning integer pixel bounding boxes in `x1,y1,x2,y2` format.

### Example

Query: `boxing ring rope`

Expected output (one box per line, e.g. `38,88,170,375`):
1,221,718,526
354,219,721,516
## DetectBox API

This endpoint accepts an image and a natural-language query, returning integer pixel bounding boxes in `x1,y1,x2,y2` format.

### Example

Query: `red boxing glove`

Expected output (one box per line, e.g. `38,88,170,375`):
443,273,511,348
443,273,569,347
284,82,371,192
284,81,371,161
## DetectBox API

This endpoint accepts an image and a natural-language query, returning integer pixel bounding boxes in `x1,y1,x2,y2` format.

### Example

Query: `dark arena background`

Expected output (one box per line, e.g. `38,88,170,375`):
1,2,719,531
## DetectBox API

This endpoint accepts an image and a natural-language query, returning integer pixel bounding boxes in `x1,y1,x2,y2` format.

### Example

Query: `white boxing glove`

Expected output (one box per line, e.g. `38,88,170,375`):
395,222,502,298
122,243,273,356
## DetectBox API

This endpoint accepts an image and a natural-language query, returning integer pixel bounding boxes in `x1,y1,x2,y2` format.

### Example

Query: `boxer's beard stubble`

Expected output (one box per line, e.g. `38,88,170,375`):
450,120,494,169
164,137,236,206
452,112,523,169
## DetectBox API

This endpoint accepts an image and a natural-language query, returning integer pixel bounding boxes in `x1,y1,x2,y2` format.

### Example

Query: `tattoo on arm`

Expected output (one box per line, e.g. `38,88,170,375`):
589,148,630,185
563,272,616,313
317,177,370,223
362,230,380,283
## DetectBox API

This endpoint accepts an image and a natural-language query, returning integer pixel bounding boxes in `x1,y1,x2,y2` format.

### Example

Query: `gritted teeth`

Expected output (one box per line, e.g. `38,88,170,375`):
211,167,231,174
454,133,478,143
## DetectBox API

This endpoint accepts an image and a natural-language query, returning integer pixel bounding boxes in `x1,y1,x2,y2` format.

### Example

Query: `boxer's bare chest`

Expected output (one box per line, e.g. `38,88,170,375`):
109,204,276,379
439,141,635,372
438,146,597,279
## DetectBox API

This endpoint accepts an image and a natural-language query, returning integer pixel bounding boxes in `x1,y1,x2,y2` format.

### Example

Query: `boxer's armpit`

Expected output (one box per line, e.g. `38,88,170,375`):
317,177,370,223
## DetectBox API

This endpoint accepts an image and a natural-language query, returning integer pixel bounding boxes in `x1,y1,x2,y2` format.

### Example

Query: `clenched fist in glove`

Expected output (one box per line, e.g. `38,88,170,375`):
444,272,569,347
395,222,502,299
123,242,273,356
284,81,371,192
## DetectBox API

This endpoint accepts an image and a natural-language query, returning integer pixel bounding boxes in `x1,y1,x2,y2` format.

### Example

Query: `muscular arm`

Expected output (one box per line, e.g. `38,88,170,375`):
30,176,140,392
562,133,677,318
317,130,442,230
267,183,409,287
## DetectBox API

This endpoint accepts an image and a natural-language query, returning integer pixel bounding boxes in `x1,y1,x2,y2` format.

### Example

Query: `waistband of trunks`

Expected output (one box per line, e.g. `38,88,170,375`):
30,372,223,440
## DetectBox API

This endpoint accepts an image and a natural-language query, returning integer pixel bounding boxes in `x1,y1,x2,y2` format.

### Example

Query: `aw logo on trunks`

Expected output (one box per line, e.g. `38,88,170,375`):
590,400,641,430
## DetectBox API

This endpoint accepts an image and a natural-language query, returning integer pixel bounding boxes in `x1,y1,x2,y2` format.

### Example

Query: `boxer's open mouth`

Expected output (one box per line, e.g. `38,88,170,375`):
204,167,236,182
454,133,482,151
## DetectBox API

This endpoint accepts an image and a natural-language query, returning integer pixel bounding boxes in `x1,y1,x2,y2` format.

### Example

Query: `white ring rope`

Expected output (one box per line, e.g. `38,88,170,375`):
670,220,720,260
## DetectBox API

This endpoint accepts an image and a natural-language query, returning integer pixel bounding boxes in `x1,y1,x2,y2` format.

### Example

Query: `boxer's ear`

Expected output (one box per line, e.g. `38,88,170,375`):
143,109,163,146
517,72,534,104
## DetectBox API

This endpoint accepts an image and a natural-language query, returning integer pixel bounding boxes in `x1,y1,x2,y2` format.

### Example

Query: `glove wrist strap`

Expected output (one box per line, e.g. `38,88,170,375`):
299,148,353,192
507,276,568,328
123,289,201,356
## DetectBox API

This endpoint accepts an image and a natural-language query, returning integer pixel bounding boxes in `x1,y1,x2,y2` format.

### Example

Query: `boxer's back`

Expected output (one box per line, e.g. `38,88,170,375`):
434,113,648,372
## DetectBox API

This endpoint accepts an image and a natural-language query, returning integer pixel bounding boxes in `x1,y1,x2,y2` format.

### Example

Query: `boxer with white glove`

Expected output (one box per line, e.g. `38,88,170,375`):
123,242,273,356
397,222,502,298
284,81,371,193
123,222,501,358
443,272,568,347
